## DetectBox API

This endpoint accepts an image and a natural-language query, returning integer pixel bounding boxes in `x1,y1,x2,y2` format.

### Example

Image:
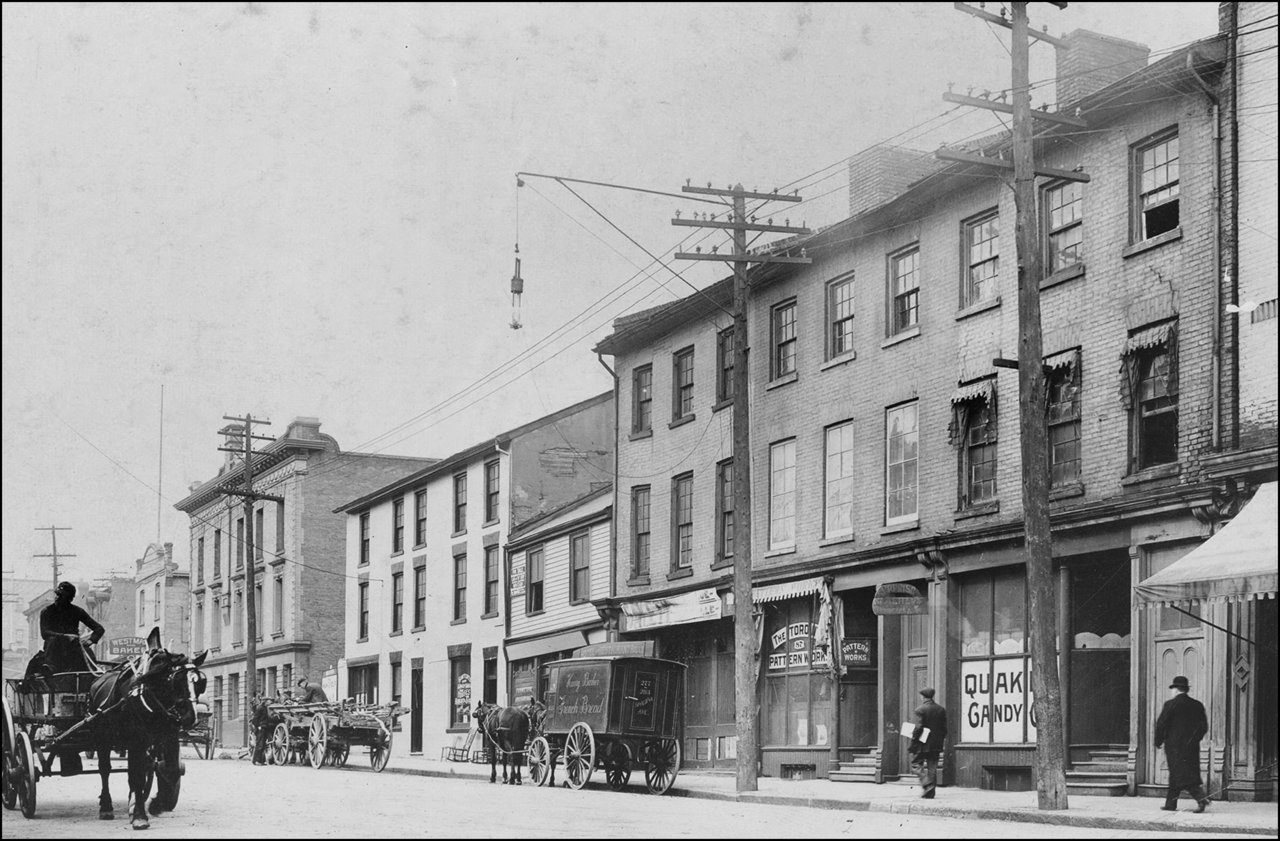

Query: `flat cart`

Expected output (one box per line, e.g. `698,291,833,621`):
526,655,684,794
2,672,184,819
268,700,399,772
180,705,214,759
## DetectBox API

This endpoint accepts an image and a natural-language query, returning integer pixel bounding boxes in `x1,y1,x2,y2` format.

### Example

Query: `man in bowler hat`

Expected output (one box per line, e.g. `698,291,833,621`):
1155,675,1210,812
910,687,948,799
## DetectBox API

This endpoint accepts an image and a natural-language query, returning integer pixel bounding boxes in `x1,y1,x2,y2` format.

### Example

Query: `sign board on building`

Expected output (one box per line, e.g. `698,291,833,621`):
621,588,720,633
841,637,873,667
871,583,928,615
108,637,148,657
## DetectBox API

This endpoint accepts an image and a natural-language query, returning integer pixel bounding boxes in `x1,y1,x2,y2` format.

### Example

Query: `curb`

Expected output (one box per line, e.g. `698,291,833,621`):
380,763,1276,836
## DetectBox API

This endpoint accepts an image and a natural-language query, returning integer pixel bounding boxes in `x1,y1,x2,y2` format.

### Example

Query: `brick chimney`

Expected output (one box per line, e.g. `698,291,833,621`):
848,145,938,218
1056,30,1151,107
285,416,322,441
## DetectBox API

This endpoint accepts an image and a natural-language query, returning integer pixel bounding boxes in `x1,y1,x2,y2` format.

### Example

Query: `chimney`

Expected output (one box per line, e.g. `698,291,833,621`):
848,146,938,218
220,422,247,472
1056,30,1151,107
286,416,322,441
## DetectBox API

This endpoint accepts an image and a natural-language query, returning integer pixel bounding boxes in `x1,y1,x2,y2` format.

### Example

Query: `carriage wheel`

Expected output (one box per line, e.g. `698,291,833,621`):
192,734,208,760
370,730,391,773
603,741,632,791
307,717,328,769
563,722,595,790
527,736,551,787
2,696,16,811
643,738,680,795
270,723,289,766
16,731,36,819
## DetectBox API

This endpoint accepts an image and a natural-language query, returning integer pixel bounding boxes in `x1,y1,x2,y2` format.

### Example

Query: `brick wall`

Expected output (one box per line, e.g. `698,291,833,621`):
848,145,939,218
1056,30,1151,106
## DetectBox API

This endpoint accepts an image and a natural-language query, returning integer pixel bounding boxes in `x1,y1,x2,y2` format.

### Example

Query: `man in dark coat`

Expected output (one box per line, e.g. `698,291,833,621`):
39,581,105,673
910,686,948,799
250,692,277,766
296,677,328,704
1155,675,1210,812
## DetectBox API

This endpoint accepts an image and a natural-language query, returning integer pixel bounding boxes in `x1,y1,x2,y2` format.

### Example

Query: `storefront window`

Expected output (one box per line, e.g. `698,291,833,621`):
959,569,1035,744
762,598,831,747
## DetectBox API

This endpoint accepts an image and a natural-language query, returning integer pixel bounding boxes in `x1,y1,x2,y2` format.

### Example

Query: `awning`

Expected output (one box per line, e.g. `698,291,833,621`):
1125,320,1175,353
951,378,995,406
505,630,588,662
753,576,824,603
1044,348,1079,372
1134,482,1278,609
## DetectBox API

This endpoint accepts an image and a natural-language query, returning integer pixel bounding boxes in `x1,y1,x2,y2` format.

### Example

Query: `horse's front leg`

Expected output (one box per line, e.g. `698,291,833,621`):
488,746,497,784
128,747,152,830
98,741,114,820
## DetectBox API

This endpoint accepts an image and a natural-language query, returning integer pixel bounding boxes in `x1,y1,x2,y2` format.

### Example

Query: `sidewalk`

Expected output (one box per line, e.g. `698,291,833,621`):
379,754,1278,836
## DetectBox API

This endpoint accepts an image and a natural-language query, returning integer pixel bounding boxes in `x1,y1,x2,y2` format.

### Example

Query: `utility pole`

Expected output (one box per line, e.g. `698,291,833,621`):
33,526,76,589
674,184,810,792
946,1,1075,810
217,414,280,745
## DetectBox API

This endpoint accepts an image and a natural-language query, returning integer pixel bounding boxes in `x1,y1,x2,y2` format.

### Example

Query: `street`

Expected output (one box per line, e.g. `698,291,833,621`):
0,754,1262,839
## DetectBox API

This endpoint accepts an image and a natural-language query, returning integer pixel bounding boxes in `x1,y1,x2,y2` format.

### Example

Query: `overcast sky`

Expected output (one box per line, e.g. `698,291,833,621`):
2,2,1222,585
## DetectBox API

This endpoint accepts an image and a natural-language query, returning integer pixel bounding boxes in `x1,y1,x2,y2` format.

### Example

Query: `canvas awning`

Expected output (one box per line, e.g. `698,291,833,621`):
752,576,825,603
1134,482,1278,610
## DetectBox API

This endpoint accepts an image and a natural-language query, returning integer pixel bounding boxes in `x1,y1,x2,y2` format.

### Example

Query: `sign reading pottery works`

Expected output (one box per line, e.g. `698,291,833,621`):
872,583,928,615
107,637,148,657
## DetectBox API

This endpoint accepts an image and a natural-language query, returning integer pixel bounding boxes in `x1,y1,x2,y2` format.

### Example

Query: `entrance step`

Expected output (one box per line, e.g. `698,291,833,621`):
1066,780,1128,797
1071,760,1127,773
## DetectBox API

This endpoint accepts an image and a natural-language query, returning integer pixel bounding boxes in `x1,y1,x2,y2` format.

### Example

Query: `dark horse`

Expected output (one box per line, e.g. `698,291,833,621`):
88,627,207,829
473,701,530,785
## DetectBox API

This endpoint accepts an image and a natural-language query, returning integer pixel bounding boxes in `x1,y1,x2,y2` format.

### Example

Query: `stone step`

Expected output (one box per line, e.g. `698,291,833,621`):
835,757,878,768
1067,781,1128,797
1066,770,1128,780
829,770,877,783
1072,760,1128,772
1089,750,1129,759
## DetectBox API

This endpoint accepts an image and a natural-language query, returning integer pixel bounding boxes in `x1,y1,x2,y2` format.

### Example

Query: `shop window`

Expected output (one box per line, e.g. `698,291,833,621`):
762,598,833,748
349,663,378,705
449,654,471,729
959,569,1034,744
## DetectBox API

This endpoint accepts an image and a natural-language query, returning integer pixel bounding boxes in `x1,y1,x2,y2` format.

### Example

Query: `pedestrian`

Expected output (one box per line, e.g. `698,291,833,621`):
1155,675,1210,813
296,676,328,704
250,691,273,766
909,686,947,799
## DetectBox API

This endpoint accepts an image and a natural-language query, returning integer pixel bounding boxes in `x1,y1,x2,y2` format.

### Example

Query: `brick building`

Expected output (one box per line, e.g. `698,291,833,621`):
131,542,189,654
596,14,1274,798
176,416,435,748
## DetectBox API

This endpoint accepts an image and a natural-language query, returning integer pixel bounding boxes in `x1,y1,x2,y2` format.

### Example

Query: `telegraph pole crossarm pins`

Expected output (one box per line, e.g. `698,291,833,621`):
674,184,809,792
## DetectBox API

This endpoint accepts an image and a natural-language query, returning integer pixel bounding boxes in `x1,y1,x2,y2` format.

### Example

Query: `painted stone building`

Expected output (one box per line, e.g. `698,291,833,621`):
131,542,190,655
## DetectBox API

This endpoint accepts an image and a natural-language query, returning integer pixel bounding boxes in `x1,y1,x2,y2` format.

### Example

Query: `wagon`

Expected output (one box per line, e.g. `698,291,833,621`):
526,655,685,794
180,705,214,759
2,672,184,819
267,700,399,772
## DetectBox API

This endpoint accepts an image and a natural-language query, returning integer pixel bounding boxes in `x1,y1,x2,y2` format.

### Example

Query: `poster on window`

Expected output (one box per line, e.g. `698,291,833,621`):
510,559,525,597
454,673,472,724
768,621,813,670
961,658,1034,743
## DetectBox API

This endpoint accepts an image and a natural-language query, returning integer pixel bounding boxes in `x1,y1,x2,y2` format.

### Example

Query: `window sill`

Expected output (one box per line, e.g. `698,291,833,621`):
483,518,500,528
390,550,404,558
411,625,425,633
271,631,284,640
413,542,427,551
231,643,244,650
1049,482,1085,501
763,546,796,558
568,599,590,607
954,500,1000,521
450,618,466,626
480,611,499,620
711,557,734,570
712,398,734,413
626,574,651,587
269,556,287,568
880,520,919,536
881,326,921,349
357,562,369,569
956,295,1002,321
357,636,369,644
1042,262,1085,290
451,530,467,539
628,428,653,441
820,352,856,372
1121,463,1181,487
818,535,855,548
389,630,403,638
766,371,799,391
669,414,696,430
667,567,693,581
1122,226,1182,258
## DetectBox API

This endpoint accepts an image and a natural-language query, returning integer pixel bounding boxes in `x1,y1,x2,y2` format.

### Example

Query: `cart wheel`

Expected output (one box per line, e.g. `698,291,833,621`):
16,731,37,819
270,723,289,766
603,741,632,791
2,696,16,811
563,722,595,790
644,738,680,795
370,730,391,773
527,736,551,787
192,735,207,760
307,716,328,769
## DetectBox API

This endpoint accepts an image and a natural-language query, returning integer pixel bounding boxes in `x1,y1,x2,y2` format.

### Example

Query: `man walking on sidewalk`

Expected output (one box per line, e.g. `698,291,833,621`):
1156,675,1210,813
910,687,947,799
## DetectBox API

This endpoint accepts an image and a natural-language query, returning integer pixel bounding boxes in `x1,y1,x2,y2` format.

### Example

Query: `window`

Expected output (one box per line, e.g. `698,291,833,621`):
632,365,653,434
276,501,285,554
236,517,245,570
154,582,162,621
526,546,545,613
1134,130,1179,240
885,403,919,525
824,421,855,539
1121,323,1179,471
1046,352,1082,486
273,574,284,634
229,673,239,720
449,655,471,729
413,565,426,628
769,440,797,550
716,327,735,404
484,460,500,523
138,590,146,627
197,537,205,584
672,473,694,569
391,571,404,633
358,581,369,640
950,384,998,508
358,513,370,566
959,569,1033,744
213,529,221,580
762,598,832,748
392,498,405,553
211,596,222,649
452,553,467,622
569,530,590,603
349,663,378,706
672,347,695,421
254,582,263,640
963,210,999,308
233,588,243,644
414,490,427,546
194,601,203,651
254,507,264,561
827,274,856,358
484,546,500,615
771,301,797,379
391,660,402,707
453,473,467,533
888,246,919,335
715,460,734,562
631,486,651,578
1044,181,1083,273
483,654,497,705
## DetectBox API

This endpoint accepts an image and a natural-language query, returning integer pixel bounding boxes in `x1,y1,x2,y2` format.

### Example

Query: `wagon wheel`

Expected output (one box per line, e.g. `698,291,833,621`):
270,723,290,766
527,736,552,787
307,716,328,769
370,730,391,773
191,732,208,760
563,722,595,790
603,740,632,791
643,738,680,795
2,696,16,811
16,731,36,819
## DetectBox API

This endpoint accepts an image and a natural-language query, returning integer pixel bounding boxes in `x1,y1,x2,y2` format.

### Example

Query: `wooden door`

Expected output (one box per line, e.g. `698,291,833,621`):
410,666,424,754
900,612,929,776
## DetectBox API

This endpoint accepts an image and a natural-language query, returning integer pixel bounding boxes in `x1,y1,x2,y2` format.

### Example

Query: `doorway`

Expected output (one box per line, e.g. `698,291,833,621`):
410,661,424,754
899,611,929,777
1068,555,1131,747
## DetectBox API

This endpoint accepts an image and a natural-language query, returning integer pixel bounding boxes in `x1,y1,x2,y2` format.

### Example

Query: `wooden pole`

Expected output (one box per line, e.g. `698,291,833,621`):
1011,1,1068,810
242,417,259,746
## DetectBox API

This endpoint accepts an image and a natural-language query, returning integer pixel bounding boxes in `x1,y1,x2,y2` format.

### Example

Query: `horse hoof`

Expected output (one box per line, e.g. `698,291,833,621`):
100,812,115,820
131,819,150,830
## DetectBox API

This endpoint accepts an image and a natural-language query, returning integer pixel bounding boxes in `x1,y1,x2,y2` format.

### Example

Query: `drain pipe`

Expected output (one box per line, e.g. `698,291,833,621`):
1188,47,1224,450
597,352,620,640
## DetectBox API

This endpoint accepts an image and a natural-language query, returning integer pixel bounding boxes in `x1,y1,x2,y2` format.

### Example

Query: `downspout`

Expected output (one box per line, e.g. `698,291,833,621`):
1188,48,1223,450
597,352,620,642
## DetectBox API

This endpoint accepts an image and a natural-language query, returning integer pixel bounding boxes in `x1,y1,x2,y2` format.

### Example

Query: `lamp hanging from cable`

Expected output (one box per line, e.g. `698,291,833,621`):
511,175,526,330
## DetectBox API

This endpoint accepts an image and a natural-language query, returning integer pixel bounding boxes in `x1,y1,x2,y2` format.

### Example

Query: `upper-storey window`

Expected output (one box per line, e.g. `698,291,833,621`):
1044,181,1083,273
885,402,919,526
414,489,427,546
1134,130,1179,240
484,460,500,523
632,486,651,579
715,459,734,562
769,439,797,550
1121,322,1179,471
632,365,652,434
1046,350,1082,487
824,421,855,539
827,274,856,359
672,473,694,569
771,301,797,379
950,380,998,509
963,210,999,308
358,512,370,565
716,327,735,404
672,348,695,421
888,246,919,336
453,472,467,534
392,498,405,553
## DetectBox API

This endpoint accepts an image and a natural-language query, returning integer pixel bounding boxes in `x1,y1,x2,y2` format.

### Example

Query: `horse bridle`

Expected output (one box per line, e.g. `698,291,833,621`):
131,662,204,727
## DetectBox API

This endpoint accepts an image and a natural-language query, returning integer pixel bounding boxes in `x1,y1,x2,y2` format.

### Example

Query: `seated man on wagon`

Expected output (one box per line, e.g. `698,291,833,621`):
39,581,106,673
295,676,328,704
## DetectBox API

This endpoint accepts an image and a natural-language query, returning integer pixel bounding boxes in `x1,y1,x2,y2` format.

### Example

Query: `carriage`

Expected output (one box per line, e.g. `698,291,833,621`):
180,704,215,759
2,671,184,819
526,655,685,795
267,700,399,772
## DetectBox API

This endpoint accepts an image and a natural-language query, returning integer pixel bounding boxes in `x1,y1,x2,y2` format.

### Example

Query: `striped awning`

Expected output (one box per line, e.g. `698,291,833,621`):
951,378,994,405
753,576,824,603
1044,348,1079,371
1125,321,1174,353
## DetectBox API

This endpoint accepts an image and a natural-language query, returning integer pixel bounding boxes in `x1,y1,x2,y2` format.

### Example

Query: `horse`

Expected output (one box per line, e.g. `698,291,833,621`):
87,627,207,829
473,701,530,785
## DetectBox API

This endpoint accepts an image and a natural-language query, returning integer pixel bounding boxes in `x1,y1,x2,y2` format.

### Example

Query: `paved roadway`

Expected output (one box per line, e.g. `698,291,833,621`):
0,756,1262,839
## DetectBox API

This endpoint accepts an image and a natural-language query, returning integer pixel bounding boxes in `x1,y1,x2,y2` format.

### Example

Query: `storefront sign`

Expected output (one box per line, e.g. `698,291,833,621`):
960,658,1036,743
621,587,721,632
510,661,537,706
510,559,525,596
108,637,148,657
769,621,814,670
872,583,928,615
841,637,873,667
551,662,608,730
